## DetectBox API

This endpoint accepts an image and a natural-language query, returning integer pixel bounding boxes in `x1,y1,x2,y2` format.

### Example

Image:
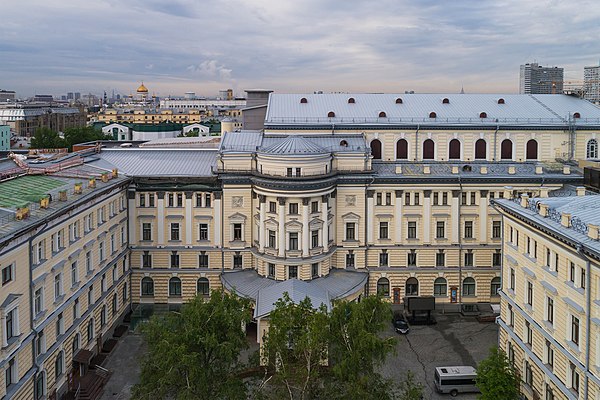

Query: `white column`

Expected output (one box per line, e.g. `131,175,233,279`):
302,199,310,257
366,191,374,244
259,196,266,253
128,192,136,244
214,192,222,247
278,198,285,257
185,192,193,245
322,195,329,252
451,190,460,244
157,193,165,245
479,191,488,242
394,190,403,244
1,315,6,347
423,191,431,244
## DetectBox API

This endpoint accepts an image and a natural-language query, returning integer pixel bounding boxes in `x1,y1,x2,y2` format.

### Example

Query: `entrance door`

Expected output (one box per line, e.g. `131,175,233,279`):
393,288,401,304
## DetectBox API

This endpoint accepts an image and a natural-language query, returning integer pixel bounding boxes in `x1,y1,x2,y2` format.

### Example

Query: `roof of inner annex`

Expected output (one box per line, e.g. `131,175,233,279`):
265,93,600,128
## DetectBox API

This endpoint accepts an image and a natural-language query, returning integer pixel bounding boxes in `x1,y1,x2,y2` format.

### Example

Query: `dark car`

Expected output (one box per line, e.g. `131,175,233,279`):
393,313,410,334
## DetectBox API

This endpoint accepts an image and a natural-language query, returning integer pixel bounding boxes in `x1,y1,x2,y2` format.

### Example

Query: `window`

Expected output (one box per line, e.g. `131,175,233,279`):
463,277,476,296
289,203,298,214
507,341,514,364
56,313,64,337
475,139,487,159
434,277,447,296
34,371,44,399
295,168,301,177
527,281,533,306
87,319,94,342
370,139,382,160
2,264,13,285
464,221,473,238
170,252,179,268
268,230,276,248
346,252,355,268
524,360,532,386
385,192,392,205
110,234,115,253
268,263,275,278
407,250,417,267
414,193,420,205
88,285,94,307
379,251,388,267
5,308,17,341
168,193,174,207
376,193,382,205
570,363,579,393
233,224,242,241
571,315,580,345
34,288,43,315
122,282,128,302
422,139,434,159
510,268,515,290
508,305,514,326
436,221,445,238
170,223,180,241
464,251,474,267
492,221,501,238
461,192,467,206
169,277,182,297
546,340,554,368
346,222,356,240
6,358,15,388
35,330,45,357
526,139,538,160
54,273,63,301
311,263,319,278
101,306,106,327
546,297,554,324
491,277,501,295
407,221,417,239
406,278,418,296
269,201,276,213
311,230,319,248
311,201,319,213
448,139,461,159
404,192,410,205
433,192,439,205
176,193,183,207
199,252,209,268
587,139,599,159
72,333,80,354
289,232,299,250
112,294,117,315
142,252,152,268
286,168,292,177
288,266,298,279
501,139,513,160
148,194,155,207
99,241,105,261
199,224,209,241
197,278,210,296
73,298,80,320
525,321,532,345
112,265,117,283
233,254,243,269
377,278,390,296
139,193,146,207
86,251,92,273
581,267,586,289
442,192,448,205
436,251,445,267
142,223,152,241
141,277,154,296
493,250,502,267
570,262,576,283
379,222,389,239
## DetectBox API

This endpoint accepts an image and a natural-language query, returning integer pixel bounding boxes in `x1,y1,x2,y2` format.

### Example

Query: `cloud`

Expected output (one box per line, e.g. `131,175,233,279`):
186,60,232,81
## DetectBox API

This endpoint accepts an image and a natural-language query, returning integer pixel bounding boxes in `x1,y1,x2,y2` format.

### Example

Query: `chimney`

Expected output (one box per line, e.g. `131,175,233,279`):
15,206,30,220
74,182,83,195
539,187,549,198
588,224,599,240
40,197,49,209
576,186,586,196
561,212,571,228
88,177,96,189
112,168,118,178
539,203,549,217
520,194,529,208
101,172,109,183
59,190,67,202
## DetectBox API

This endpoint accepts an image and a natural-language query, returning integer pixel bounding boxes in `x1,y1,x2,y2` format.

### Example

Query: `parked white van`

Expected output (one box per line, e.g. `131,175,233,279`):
434,366,480,397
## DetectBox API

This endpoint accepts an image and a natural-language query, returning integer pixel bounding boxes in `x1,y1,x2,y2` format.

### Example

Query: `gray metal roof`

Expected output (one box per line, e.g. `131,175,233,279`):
220,269,277,299
265,93,600,127
86,149,218,177
259,136,327,155
311,268,368,299
255,279,331,318
372,161,567,178
219,130,263,153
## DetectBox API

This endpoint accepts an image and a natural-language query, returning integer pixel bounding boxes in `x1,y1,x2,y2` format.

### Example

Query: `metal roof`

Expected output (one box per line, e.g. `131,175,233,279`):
255,279,331,318
86,149,217,177
219,131,263,153
265,93,600,127
259,136,327,155
372,161,566,177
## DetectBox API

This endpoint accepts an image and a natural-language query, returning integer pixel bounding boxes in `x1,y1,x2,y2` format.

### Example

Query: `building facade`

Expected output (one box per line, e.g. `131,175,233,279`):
0,104,86,137
585,64,600,105
495,192,600,400
520,63,564,94
0,125,10,151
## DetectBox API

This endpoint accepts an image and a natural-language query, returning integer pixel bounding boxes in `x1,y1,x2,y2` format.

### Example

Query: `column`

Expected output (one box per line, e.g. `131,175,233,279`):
329,191,336,244
479,190,488,242
127,190,136,244
214,192,222,247
394,190,403,244
278,197,286,257
366,191,374,244
322,195,329,252
451,190,460,243
185,192,193,245
302,198,310,257
157,192,165,245
423,190,431,244
259,195,266,253
1,315,7,347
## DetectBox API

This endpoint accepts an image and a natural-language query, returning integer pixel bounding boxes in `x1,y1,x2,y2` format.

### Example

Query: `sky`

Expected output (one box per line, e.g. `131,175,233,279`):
2,0,600,98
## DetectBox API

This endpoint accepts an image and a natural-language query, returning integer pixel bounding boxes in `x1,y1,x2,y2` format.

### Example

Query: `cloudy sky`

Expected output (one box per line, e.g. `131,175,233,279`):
2,0,600,97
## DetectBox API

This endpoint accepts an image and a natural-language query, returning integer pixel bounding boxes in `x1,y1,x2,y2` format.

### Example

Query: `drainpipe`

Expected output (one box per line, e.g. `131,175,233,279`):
577,244,591,400
414,125,420,161
490,201,505,348
493,125,499,161
457,176,463,308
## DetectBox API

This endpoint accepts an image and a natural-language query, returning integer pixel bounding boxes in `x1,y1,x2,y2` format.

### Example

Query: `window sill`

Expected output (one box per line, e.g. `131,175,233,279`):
566,340,581,355
54,295,65,305
542,320,554,333
523,303,534,314
564,280,584,295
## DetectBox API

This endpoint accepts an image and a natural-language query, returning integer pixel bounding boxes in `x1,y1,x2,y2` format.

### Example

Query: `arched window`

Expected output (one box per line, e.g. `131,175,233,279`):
197,278,210,296
497,98,505,104
396,139,408,159
54,350,64,378
526,139,538,160
377,277,390,297
395,98,403,104
434,277,447,296
442,98,450,104
370,139,382,160
169,277,182,297
35,371,45,400
429,111,437,119
573,112,581,119
327,111,335,118
378,111,387,118
423,139,435,160
300,98,307,104
449,139,461,159
587,139,598,159
501,139,513,160
479,112,487,119
475,139,487,159
406,277,419,296
141,277,154,296
348,97,355,104
491,277,501,296
463,277,476,297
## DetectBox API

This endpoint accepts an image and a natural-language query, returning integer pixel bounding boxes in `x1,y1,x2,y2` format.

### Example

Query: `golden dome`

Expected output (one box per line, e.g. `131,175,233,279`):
136,82,148,93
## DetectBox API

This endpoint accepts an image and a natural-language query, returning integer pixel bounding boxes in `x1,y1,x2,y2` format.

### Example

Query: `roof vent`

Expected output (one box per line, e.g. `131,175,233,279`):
497,98,505,104
378,111,387,118
573,112,581,119
395,98,403,104
442,98,450,104
327,111,335,118
462,165,472,172
348,97,355,104
429,112,437,118
340,140,348,147
300,97,308,104
479,112,487,118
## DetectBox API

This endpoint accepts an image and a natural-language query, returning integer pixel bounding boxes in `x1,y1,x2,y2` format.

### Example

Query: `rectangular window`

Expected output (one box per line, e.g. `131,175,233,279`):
385,192,392,205
139,193,146,207
311,201,319,213
464,251,474,267
142,252,152,268
268,230,276,248
407,221,417,239
148,194,155,207
269,201,277,213
56,313,64,337
268,263,275,278
110,234,115,253
379,222,389,239
101,273,106,293
2,264,13,285
88,285,93,307
176,193,183,207
311,263,319,278
199,253,209,268
510,268,515,290
555,253,559,273
71,262,78,286
436,221,445,238
54,273,62,300
195,193,203,207
525,321,532,345
461,192,467,205
470,192,476,205
572,315,580,346
464,221,473,239
546,340,554,368
527,281,533,306
233,224,242,241
34,288,43,315
289,203,298,214
289,232,299,250
99,241,105,261
170,223,180,241
376,192,382,206
199,224,209,241
414,192,419,205
408,251,417,267
5,358,15,388
6,309,16,341
170,252,179,268
508,305,514,326
288,265,298,279
525,361,532,386
346,222,356,240
493,251,502,267
168,193,174,207
311,230,319,248
492,221,501,238
546,248,551,267
205,193,211,208
233,254,243,269
570,262,576,283
442,192,448,205
547,297,554,324
379,251,388,267
433,192,439,205
142,223,152,241
286,168,292,177
581,267,586,289
571,363,579,393
404,192,410,206
346,253,355,268
436,251,445,267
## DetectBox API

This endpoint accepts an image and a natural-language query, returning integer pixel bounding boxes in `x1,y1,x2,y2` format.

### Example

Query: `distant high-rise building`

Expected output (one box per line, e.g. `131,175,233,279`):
33,94,53,102
67,92,74,100
519,63,564,94
0,90,16,102
74,92,81,100
584,63,600,104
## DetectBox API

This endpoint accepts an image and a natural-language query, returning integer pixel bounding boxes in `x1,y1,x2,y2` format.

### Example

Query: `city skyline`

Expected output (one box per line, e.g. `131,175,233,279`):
2,0,600,97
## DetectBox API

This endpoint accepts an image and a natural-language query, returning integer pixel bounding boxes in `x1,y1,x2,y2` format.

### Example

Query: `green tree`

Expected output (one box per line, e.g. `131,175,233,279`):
30,127,65,149
398,371,424,400
62,126,111,151
131,291,252,400
476,347,520,400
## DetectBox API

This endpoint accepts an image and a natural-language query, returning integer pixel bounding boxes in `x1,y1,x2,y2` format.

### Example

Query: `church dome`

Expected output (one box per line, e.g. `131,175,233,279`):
137,82,149,93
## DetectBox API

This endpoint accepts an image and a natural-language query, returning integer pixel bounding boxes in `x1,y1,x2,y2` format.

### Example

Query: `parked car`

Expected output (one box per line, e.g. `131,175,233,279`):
393,313,410,334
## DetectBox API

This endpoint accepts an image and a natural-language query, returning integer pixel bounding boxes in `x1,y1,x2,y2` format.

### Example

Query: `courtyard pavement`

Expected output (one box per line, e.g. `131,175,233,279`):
99,333,145,400
380,311,499,399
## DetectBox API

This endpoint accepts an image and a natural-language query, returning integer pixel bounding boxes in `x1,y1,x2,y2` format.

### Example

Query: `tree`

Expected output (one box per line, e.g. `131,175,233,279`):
131,291,252,400
62,126,111,151
397,371,424,400
476,346,520,400
30,127,65,149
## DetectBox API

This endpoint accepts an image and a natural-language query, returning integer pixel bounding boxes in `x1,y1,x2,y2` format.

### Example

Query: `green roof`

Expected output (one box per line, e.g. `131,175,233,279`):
0,175,66,208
